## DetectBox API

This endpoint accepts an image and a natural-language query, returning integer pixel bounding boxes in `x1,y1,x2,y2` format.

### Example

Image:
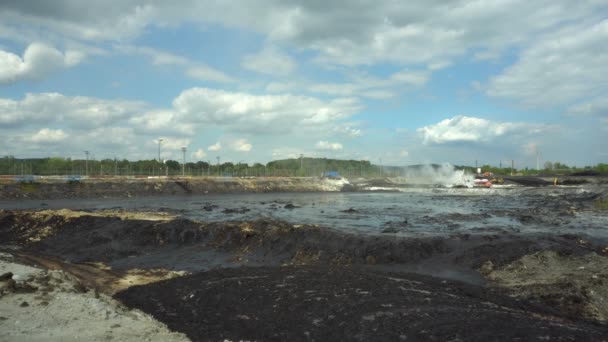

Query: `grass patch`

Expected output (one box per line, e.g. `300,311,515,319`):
594,198,608,210
19,182,40,193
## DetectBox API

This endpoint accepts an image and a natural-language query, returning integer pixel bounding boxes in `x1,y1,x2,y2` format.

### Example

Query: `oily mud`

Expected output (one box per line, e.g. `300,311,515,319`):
2,208,608,326
1,185,607,341
2,209,605,277
115,266,608,342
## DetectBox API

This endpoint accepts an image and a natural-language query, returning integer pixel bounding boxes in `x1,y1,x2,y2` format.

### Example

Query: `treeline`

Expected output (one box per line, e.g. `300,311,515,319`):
462,162,608,176
0,156,388,178
1,156,607,177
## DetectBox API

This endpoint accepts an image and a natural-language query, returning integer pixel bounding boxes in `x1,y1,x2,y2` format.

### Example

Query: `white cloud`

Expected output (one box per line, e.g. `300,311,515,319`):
185,66,235,83
265,81,296,92
417,115,549,145
27,128,67,143
192,148,207,159
0,42,84,84
566,97,608,117
242,45,296,76
316,140,343,151
157,138,190,151
231,139,252,152
130,110,194,135
522,142,538,156
333,125,362,137
115,45,189,65
399,149,409,157
117,44,234,83
309,69,429,99
208,142,222,151
3,1,606,70
172,87,361,134
487,20,608,108
0,92,145,128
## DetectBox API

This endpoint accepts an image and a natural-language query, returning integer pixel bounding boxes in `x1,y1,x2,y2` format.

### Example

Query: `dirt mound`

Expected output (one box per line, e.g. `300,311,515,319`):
0,210,451,268
115,265,608,342
483,250,608,322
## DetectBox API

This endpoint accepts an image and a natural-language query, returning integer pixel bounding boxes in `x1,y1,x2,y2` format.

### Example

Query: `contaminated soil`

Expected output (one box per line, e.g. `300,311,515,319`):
0,252,188,342
1,197,608,341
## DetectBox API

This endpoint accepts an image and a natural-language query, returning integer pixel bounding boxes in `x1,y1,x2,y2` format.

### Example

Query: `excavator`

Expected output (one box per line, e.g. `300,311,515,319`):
473,170,504,188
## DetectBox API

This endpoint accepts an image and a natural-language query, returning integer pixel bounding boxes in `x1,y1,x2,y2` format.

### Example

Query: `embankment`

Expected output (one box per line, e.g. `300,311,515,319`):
0,177,350,200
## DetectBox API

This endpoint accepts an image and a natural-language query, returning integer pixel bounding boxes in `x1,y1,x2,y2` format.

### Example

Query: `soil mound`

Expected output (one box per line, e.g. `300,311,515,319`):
115,265,608,342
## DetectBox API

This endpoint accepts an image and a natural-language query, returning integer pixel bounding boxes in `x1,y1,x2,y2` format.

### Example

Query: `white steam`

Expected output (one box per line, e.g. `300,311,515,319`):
400,164,474,187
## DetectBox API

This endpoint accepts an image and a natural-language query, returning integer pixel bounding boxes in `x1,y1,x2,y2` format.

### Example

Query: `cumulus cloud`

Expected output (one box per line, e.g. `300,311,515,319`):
192,148,207,159
3,1,607,70
230,139,252,152
0,92,145,128
242,45,296,76
0,42,84,84
208,142,222,151
26,128,67,143
172,87,361,134
487,20,608,108
130,110,194,135
316,141,343,151
417,115,548,145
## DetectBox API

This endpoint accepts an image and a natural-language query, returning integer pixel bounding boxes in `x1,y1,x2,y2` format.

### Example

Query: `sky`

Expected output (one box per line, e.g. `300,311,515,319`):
1,1,607,168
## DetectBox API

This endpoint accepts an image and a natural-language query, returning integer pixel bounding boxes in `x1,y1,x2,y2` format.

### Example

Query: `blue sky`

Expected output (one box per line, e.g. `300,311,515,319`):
1,1,607,167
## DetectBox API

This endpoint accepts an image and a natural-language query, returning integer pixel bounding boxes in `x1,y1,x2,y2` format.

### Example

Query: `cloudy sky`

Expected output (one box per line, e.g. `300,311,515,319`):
1,1,607,167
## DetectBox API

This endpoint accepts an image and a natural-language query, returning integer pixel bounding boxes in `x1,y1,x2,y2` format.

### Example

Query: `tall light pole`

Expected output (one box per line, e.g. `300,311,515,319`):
157,139,163,177
181,147,187,176
84,151,89,176
157,139,163,162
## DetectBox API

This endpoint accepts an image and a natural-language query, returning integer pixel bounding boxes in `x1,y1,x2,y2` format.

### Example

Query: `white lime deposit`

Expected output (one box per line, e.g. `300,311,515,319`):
0,253,190,342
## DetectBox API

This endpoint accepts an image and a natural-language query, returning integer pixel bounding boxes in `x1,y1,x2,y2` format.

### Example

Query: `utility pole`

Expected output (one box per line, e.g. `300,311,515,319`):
114,157,118,177
216,156,220,177
157,138,163,176
511,160,514,176
157,139,163,162
84,151,89,176
207,160,210,176
181,147,187,176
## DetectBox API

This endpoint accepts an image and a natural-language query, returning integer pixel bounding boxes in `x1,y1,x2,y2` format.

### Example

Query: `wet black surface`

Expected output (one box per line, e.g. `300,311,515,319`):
1,187,607,238
115,265,608,342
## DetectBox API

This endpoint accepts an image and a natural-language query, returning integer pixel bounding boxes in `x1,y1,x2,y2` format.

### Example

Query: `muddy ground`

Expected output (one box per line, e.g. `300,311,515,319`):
1,206,608,341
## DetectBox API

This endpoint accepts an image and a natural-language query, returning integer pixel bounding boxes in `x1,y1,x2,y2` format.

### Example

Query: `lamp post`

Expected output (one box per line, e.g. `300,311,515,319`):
84,151,89,176
158,138,163,176
181,147,187,176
